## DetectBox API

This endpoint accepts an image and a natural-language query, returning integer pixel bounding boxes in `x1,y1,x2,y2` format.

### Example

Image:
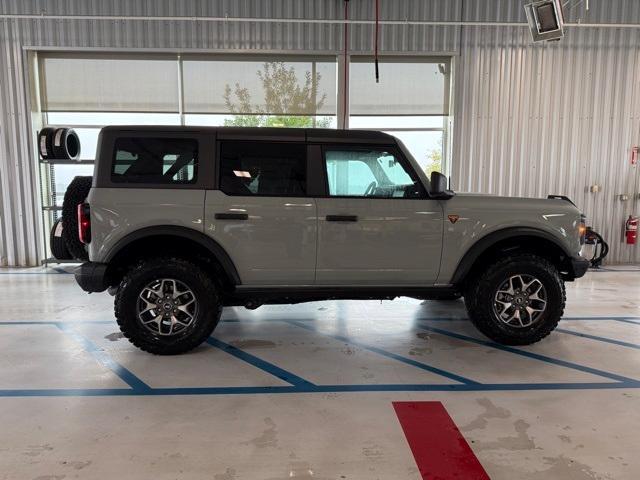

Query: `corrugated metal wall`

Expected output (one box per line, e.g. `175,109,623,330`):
452,0,640,264
0,0,461,266
1,0,639,265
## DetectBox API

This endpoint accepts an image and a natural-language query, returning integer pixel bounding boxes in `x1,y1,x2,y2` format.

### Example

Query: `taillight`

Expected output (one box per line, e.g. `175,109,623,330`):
77,203,91,244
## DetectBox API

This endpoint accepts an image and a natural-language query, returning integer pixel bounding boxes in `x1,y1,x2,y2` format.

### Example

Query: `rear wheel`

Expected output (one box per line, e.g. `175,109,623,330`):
465,254,565,345
115,258,222,355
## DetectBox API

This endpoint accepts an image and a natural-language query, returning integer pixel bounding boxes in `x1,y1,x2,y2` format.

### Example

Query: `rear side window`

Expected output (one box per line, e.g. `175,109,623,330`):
219,141,306,196
112,137,198,184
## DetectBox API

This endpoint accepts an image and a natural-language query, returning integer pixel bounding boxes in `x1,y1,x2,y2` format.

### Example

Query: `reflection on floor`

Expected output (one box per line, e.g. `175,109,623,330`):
0,265,639,479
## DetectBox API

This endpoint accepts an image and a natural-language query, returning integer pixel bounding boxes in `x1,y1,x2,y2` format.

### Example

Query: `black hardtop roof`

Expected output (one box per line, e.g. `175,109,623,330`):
100,126,397,145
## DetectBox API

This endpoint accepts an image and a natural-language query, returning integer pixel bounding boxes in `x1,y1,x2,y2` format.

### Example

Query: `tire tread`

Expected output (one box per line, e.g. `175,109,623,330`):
114,257,222,355
465,253,565,345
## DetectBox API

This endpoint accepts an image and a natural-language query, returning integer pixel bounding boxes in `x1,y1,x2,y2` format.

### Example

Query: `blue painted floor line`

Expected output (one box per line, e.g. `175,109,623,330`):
556,328,640,350
50,267,72,274
1,316,639,398
418,322,640,385
285,320,480,386
611,318,640,326
55,323,151,392
0,381,638,398
206,336,316,387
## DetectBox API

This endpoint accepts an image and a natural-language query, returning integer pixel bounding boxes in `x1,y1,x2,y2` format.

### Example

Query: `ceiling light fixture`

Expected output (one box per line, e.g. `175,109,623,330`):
524,0,565,42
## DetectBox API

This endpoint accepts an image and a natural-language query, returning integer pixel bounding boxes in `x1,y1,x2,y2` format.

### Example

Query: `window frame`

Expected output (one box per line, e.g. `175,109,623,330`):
216,139,311,198
318,144,428,200
95,129,214,190
110,137,200,185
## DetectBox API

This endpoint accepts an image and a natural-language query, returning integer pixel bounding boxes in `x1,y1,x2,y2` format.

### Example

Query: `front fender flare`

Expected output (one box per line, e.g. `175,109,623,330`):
450,227,573,285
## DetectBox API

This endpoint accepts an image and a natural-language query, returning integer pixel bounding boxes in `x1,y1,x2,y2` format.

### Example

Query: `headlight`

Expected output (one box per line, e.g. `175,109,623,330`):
579,214,587,245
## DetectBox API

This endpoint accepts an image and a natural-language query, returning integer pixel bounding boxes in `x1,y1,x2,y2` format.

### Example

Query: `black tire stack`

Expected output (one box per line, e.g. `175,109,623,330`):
40,127,88,261
49,218,72,260
38,127,81,161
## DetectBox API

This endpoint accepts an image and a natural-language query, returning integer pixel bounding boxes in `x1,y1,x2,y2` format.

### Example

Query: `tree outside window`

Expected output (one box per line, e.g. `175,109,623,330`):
224,62,331,128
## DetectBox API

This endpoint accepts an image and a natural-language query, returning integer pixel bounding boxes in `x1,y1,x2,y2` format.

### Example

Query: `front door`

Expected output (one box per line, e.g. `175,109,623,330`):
205,140,316,286
315,146,443,285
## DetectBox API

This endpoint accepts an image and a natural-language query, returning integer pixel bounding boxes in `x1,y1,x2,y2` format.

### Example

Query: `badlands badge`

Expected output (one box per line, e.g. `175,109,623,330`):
448,214,460,224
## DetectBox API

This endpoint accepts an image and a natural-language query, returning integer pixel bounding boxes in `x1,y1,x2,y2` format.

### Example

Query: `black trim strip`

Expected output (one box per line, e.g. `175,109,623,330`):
326,215,358,222
215,213,248,220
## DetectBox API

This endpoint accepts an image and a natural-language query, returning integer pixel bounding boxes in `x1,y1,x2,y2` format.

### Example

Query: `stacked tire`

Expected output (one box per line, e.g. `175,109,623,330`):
50,218,72,260
41,126,89,261
38,127,81,160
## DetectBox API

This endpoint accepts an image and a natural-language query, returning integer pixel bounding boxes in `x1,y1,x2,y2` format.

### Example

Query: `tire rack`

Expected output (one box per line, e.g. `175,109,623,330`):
39,156,94,266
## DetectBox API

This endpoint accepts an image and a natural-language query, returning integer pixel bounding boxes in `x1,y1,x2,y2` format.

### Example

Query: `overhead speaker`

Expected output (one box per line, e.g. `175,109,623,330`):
524,0,565,42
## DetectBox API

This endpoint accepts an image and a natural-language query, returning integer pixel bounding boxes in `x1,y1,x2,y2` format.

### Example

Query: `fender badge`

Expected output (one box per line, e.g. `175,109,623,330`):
448,214,460,224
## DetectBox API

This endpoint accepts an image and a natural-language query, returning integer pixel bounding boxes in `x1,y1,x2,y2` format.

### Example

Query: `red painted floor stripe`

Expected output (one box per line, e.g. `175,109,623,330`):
393,401,490,480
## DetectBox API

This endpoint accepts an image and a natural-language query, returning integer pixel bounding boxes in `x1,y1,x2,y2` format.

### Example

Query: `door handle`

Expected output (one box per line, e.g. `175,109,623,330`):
215,213,249,220
326,215,358,222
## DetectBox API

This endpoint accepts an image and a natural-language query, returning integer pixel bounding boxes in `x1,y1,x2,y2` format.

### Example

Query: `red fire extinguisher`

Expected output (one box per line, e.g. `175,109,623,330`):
626,215,638,245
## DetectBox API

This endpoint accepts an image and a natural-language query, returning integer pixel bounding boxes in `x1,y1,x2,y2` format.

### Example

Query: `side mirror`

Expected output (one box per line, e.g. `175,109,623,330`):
430,171,455,199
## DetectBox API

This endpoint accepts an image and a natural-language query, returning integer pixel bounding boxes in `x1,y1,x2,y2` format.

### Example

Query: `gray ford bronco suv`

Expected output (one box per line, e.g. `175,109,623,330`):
67,126,589,354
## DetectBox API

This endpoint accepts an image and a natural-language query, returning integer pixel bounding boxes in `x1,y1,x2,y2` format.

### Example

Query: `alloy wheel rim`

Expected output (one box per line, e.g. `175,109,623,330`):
493,274,547,328
137,278,198,336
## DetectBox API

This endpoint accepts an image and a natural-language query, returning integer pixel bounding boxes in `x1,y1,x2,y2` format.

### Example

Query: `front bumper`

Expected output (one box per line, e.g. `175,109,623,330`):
569,255,590,279
74,262,109,293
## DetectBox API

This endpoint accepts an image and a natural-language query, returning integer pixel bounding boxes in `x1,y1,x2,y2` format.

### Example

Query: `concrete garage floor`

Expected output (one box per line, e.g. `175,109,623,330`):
0,267,639,479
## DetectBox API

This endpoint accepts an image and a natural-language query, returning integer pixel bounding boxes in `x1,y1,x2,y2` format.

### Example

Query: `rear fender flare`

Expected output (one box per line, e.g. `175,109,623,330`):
104,225,241,285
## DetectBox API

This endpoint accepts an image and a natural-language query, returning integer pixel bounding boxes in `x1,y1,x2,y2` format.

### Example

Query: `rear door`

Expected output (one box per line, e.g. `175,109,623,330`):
204,139,317,285
314,145,443,285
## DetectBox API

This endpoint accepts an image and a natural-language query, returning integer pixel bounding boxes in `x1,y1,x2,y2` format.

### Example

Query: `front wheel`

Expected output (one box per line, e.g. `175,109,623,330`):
465,254,565,345
115,258,222,355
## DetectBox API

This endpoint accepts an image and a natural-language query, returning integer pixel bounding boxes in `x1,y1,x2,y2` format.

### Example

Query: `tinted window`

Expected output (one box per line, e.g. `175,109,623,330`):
324,149,422,198
112,138,198,184
219,141,306,196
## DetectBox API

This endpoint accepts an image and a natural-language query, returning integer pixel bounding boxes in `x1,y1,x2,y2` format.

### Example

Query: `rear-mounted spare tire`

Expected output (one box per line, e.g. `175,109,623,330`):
52,128,81,160
62,176,92,261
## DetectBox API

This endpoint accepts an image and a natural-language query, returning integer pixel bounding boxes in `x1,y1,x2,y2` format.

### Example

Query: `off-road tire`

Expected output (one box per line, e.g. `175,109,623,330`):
115,257,222,355
49,218,72,260
465,254,565,345
61,176,92,260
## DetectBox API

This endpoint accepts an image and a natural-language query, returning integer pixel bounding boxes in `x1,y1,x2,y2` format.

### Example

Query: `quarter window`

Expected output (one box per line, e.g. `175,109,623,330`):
112,138,198,184
219,141,307,196
324,149,422,198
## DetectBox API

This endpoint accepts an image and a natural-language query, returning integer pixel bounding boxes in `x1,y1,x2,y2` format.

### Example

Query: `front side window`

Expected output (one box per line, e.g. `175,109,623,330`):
324,148,422,198
219,141,307,196
112,138,198,184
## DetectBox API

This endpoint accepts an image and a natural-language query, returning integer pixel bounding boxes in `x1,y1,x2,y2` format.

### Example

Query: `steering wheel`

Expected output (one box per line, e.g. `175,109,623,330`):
364,181,378,196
